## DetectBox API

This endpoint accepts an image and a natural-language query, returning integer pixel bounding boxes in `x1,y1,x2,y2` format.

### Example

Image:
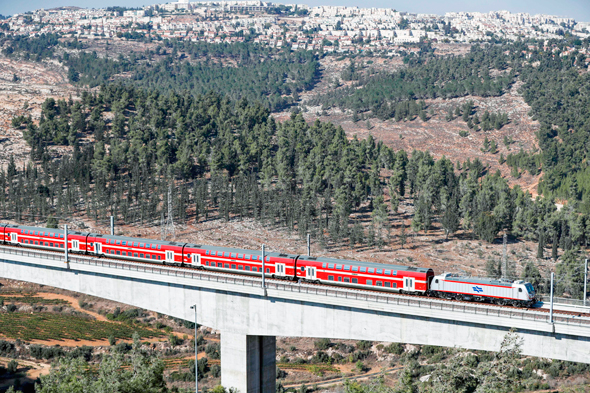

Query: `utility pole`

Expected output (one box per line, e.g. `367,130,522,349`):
307,234,311,256
502,233,507,279
110,216,114,236
64,224,68,264
550,272,554,324
261,244,266,290
584,259,588,307
162,185,176,240
190,304,198,393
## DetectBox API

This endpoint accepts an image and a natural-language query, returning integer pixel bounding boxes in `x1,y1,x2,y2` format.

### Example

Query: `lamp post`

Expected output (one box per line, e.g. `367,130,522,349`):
190,304,198,393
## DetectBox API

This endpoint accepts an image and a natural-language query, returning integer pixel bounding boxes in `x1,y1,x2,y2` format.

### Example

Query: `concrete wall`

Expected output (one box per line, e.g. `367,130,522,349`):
0,249,589,367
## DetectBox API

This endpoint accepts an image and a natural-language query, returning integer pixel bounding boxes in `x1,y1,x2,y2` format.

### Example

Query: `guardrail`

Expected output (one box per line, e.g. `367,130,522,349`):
1,245,590,329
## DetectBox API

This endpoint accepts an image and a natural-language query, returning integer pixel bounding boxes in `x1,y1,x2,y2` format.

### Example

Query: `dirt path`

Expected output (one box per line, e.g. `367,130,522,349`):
36,292,110,322
283,366,400,389
0,356,51,386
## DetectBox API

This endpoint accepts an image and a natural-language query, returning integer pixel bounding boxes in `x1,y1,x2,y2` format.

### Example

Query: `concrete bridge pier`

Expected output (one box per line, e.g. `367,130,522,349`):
221,332,276,393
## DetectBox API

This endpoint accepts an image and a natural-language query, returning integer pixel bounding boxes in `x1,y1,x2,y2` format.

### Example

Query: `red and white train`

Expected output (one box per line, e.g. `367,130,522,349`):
0,224,537,307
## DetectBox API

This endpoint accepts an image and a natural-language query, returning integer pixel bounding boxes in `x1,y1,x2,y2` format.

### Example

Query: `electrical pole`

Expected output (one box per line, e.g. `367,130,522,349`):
550,272,554,324
261,244,266,290
162,186,176,240
584,259,588,307
110,216,114,236
307,234,311,256
190,304,198,393
64,224,68,264
502,233,507,279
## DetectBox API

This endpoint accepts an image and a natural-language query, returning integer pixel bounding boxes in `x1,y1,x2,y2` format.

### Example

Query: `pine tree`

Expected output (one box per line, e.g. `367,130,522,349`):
399,221,407,248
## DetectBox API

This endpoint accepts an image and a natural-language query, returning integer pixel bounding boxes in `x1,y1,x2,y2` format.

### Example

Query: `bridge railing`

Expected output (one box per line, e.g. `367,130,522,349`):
2,245,590,328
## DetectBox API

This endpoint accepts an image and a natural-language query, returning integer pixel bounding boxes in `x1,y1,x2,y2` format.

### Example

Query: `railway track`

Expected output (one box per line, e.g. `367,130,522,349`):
2,242,589,319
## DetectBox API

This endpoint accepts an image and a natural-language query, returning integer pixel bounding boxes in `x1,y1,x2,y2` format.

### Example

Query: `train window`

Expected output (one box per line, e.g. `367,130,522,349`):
214,262,220,267
45,242,49,246
266,268,270,273
328,264,334,269
352,266,358,272
366,280,372,285
266,257,270,262
338,277,342,282
336,265,342,270
24,240,28,244
344,265,350,271
134,253,138,257
122,241,126,246
385,270,391,275
158,245,161,250
377,269,383,274
391,282,397,288
152,245,156,249
344,277,350,283
368,268,374,273
518,288,522,292
60,234,63,238
206,251,210,255
322,263,327,268
116,251,120,255
252,267,258,272
238,254,243,259
259,256,263,261
60,244,63,248
238,266,243,270
360,267,366,273
116,241,120,245
35,241,38,245
139,243,143,247
223,252,228,257
352,278,358,284
231,264,236,269
435,279,439,284
392,271,397,276
140,253,144,258
245,266,250,271
384,282,391,288
110,250,114,254
231,253,235,258
152,255,156,259
205,261,209,266
158,256,161,260
328,276,334,281
224,264,229,268
376,281,382,287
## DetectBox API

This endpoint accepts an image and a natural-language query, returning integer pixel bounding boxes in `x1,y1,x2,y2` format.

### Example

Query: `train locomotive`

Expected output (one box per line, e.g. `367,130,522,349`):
0,223,537,307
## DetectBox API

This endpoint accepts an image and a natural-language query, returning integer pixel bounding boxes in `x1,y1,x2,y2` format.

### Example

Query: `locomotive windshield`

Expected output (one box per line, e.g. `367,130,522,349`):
525,283,535,294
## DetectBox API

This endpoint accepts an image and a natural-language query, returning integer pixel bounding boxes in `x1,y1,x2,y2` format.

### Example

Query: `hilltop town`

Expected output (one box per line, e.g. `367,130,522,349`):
2,1,590,57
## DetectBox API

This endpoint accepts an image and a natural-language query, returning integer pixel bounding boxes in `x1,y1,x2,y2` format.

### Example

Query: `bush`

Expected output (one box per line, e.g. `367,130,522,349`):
6,304,17,313
276,367,287,379
7,360,18,374
314,338,331,350
384,342,404,355
210,364,221,378
169,334,182,347
356,340,372,350
205,343,220,359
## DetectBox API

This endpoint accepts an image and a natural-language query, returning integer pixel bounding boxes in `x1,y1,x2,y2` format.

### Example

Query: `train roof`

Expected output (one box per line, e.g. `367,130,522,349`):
440,274,517,287
299,255,433,274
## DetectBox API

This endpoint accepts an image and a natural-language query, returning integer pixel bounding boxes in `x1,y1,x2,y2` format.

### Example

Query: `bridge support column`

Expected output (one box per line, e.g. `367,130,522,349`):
221,332,276,393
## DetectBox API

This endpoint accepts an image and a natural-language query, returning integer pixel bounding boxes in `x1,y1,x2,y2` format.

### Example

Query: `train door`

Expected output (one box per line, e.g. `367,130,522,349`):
72,240,79,251
404,277,415,292
306,266,316,280
166,250,174,263
191,253,201,266
94,243,102,255
10,232,17,244
275,263,286,276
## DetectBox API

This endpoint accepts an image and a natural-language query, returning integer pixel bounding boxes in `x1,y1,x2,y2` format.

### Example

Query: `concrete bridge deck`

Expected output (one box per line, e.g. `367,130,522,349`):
0,245,589,393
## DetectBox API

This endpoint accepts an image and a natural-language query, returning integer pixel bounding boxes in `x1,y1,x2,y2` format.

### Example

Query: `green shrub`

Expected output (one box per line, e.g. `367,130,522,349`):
314,338,331,350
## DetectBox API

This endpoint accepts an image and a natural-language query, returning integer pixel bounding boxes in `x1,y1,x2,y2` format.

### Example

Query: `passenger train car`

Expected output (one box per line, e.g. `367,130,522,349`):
0,223,536,306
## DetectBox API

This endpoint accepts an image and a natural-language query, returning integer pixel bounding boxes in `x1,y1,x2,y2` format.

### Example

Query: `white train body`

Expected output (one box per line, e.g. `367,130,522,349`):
430,273,536,306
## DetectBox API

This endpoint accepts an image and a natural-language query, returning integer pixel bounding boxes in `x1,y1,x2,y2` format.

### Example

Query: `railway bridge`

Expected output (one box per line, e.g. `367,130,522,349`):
1,245,589,393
